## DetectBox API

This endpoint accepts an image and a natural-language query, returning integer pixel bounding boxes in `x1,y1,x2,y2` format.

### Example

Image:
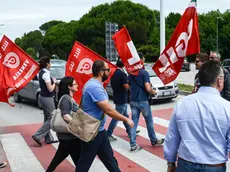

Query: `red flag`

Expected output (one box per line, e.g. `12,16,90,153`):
112,26,143,75
66,41,117,104
0,35,39,105
153,0,200,85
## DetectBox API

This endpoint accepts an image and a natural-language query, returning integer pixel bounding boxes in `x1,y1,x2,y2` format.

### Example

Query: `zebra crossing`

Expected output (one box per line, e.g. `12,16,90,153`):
0,108,230,172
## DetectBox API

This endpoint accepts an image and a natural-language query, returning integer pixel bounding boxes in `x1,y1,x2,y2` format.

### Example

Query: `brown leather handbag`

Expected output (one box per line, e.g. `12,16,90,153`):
67,109,104,142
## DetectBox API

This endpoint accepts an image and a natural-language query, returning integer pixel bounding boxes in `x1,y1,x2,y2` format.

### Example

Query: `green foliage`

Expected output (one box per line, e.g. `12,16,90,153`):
15,1,230,61
15,30,48,59
75,0,158,56
39,20,64,34
178,84,193,92
137,45,159,62
26,47,36,59
42,21,78,59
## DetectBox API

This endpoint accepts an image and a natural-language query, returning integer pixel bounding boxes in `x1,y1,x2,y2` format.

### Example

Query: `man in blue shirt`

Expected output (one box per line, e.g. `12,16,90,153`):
164,60,230,172
128,53,164,152
76,60,134,172
107,59,140,141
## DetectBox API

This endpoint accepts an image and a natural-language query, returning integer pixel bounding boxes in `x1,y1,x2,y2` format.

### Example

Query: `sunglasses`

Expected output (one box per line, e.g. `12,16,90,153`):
195,60,200,63
101,68,111,72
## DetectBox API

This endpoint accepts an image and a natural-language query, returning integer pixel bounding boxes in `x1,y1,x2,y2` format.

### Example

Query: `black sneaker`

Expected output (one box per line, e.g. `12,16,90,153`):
151,138,164,146
130,144,142,152
108,135,117,142
32,135,42,147
46,140,59,144
0,162,7,168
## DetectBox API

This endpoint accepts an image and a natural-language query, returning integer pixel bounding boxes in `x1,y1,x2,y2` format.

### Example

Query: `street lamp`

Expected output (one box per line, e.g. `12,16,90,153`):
216,17,219,52
160,0,165,53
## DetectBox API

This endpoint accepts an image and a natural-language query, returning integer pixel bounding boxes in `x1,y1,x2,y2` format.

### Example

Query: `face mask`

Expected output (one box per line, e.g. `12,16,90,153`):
102,73,108,82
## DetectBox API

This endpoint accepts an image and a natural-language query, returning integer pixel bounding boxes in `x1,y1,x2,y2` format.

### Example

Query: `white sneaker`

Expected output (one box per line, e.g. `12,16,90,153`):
130,144,142,152
108,135,117,142
0,162,7,168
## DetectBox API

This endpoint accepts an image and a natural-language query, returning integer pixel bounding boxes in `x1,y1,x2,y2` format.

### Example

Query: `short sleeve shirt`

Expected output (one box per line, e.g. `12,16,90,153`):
81,78,108,131
56,95,79,140
42,68,51,83
128,69,150,102
111,69,128,104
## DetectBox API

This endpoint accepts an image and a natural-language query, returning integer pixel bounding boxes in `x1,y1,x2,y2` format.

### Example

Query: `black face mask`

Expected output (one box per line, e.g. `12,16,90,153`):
102,73,108,82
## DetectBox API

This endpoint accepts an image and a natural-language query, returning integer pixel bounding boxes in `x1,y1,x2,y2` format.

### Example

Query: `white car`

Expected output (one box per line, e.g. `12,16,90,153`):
144,64,179,102
106,64,179,103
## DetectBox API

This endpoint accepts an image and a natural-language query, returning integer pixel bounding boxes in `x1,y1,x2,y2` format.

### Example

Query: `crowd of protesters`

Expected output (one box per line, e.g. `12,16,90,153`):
0,51,226,172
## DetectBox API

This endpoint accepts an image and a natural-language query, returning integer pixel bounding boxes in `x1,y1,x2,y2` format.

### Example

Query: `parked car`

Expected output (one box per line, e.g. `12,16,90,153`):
50,59,67,66
221,59,230,72
106,64,179,103
13,60,66,109
181,58,191,71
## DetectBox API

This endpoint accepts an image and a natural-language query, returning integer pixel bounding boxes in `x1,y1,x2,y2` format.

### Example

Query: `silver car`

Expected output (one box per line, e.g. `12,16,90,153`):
13,62,66,109
106,64,179,103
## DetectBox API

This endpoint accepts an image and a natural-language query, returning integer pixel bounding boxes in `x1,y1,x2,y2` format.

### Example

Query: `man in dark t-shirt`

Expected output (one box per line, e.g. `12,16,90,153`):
107,59,132,141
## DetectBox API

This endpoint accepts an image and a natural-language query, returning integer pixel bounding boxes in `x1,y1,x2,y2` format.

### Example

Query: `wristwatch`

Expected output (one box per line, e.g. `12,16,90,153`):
167,162,176,167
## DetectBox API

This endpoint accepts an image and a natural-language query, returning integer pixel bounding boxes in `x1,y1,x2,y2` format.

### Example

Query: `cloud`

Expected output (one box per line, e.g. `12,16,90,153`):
0,0,229,41
0,13,46,21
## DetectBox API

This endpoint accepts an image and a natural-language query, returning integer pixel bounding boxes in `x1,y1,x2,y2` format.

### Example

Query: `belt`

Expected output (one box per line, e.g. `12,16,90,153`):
179,157,225,167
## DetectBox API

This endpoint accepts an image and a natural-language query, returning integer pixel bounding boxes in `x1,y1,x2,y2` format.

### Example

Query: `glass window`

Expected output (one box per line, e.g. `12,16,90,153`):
50,66,65,80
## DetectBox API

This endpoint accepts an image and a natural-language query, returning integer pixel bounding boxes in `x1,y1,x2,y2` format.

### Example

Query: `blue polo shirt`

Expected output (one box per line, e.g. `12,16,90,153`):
81,78,108,131
128,69,150,102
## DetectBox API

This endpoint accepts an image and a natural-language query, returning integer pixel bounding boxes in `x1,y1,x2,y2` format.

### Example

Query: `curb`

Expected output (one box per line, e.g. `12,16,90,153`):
179,90,191,96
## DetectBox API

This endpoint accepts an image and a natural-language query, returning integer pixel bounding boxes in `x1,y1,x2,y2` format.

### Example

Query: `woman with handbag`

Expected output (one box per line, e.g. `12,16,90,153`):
46,76,82,172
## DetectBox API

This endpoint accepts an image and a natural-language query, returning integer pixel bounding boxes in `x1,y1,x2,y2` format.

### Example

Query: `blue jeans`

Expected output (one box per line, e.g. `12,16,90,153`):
130,101,157,147
107,104,131,137
177,158,226,172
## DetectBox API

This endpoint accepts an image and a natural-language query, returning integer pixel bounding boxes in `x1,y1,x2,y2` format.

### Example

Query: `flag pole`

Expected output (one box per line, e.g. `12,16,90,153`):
160,0,165,53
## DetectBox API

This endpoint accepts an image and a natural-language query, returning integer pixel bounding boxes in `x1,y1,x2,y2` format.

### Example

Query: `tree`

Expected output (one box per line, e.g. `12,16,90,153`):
137,45,160,62
75,1,159,56
39,20,64,34
166,12,181,43
26,48,36,59
42,21,78,59
15,30,48,59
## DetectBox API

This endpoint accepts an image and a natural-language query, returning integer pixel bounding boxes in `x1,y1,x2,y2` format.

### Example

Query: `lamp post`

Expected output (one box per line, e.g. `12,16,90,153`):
160,0,165,53
217,17,219,52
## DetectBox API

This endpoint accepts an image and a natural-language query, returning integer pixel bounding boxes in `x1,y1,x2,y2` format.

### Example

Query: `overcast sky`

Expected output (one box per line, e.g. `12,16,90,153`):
0,0,229,41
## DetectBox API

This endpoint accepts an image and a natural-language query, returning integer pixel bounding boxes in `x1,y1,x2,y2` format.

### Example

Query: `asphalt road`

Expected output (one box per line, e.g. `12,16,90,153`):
0,95,183,127
176,63,197,86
